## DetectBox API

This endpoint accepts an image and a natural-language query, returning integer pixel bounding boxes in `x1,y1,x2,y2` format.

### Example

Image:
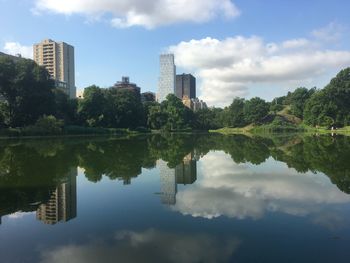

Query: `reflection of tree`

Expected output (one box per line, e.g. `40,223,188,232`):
0,140,78,222
275,135,350,193
1,133,350,222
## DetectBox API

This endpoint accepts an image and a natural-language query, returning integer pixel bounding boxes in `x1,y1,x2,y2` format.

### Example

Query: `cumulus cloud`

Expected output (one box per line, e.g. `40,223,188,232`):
33,0,240,29
312,22,345,43
39,229,240,263
172,152,350,220
169,34,350,106
3,42,33,59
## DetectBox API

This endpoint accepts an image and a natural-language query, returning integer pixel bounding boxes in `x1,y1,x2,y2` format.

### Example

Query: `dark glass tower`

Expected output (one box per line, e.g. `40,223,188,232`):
176,74,196,99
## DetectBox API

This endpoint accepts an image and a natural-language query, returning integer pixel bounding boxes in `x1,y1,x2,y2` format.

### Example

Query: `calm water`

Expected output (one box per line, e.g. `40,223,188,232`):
1,134,350,263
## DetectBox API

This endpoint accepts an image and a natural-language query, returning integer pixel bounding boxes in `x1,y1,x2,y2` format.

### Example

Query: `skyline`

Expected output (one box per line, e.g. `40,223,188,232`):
1,0,350,106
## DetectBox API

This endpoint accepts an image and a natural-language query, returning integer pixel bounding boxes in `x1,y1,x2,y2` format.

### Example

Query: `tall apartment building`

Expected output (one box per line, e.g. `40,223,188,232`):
33,39,76,98
158,54,176,102
176,74,196,99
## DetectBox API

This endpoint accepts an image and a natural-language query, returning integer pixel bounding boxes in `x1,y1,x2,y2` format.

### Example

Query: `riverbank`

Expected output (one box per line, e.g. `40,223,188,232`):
210,125,350,135
0,126,151,139
0,126,211,139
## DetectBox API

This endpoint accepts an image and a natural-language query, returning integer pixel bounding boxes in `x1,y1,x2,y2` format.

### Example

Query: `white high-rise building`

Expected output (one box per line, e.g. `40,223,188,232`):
33,39,76,98
158,54,176,102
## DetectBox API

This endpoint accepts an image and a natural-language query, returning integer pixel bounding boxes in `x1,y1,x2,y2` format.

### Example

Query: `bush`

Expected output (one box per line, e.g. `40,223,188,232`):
21,115,64,136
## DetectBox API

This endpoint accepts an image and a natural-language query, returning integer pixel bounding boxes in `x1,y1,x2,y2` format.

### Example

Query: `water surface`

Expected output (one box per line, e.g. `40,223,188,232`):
1,134,350,263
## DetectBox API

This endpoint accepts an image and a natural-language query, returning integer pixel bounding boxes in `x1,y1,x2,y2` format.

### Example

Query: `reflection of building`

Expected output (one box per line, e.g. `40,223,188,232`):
158,160,177,205
176,74,196,99
158,54,176,102
176,153,197,185
33,39,76,98
158,153,197,206
112,76,141,96
36,168,77,225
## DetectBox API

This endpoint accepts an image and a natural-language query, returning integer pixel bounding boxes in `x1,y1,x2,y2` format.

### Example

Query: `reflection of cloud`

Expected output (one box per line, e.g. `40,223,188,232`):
173,152,350,220
312,212,346,231
7,211,35,219
40,229,240,263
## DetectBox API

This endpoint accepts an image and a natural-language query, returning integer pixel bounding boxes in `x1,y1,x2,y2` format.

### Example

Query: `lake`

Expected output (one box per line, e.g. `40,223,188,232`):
0,133,350,263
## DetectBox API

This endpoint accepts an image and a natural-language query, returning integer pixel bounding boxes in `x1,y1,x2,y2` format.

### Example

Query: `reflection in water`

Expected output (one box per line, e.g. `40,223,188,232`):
39,229,240,263
173,151,350,224
158,160,177,205
1,134,350,262
36,168,77,225
1,134,350,224
159,153,197,205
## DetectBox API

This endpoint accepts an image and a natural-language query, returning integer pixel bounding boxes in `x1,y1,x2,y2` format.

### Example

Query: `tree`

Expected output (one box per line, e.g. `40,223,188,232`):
53,89,77,124
194,108,224,130
147,103,167,129
106,89,144,128
304,68,350,127
243,97,269,124
289,87,315,118
160,94,193,130
225,97,246,127
0,57,55,127
78,85,108,127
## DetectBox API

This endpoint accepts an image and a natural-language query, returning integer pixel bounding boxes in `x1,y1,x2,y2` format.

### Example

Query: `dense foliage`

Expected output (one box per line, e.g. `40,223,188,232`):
1,55,350,131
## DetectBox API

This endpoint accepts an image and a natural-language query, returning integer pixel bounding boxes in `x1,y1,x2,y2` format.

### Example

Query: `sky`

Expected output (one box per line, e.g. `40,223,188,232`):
1,0,350,107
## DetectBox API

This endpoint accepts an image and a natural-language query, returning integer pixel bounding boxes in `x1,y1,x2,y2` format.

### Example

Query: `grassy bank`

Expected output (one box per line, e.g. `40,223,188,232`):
210,125,350,135
0,125,151,139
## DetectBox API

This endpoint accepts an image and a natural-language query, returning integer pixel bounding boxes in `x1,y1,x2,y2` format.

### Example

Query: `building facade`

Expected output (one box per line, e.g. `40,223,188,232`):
176,74,196,99
158,54,176,102
112,76,141,96
192,98,208,111
141,92,156,103
33,39,76,98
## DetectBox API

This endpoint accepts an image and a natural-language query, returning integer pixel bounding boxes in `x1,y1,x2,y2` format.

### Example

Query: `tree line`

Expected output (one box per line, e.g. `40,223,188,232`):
1,55,350,131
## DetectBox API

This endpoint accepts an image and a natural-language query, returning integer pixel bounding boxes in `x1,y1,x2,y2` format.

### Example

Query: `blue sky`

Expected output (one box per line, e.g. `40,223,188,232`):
1,0,350,106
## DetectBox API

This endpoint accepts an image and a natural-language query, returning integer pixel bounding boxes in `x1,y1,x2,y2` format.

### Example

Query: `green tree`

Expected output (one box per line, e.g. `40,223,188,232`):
53,89,77,124
161,94,193,130
0,57,55,127
147,103,167,129
225,97,246,127
289,87,315,118
106,89,144,128
304,68,350,127
194,108,224,130
243,97,269,124
78,85,108,127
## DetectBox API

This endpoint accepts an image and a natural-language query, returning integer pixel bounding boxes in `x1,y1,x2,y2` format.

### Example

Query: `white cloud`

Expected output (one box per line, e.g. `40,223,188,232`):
33,0,240,29
169,35,350,107
312,22,345,43
3,42,33,59
172,152,350,220
39,229,240,263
